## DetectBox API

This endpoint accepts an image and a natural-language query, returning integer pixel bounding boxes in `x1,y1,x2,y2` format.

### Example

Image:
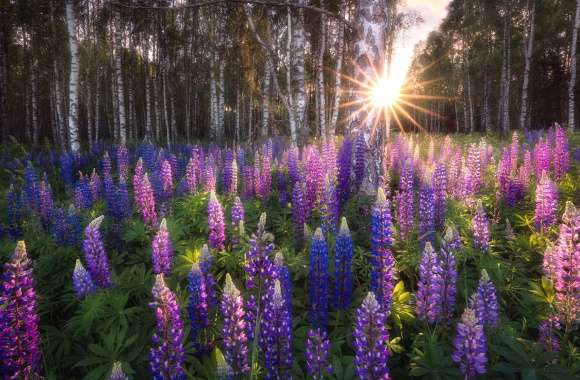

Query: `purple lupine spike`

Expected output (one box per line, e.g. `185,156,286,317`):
24,161,40,211
335,217,353,310
102,151,112,178
321,174,338,235
221,274,250,376
90,169,102,202
452,308,487,378
117,145,129,180
305,149,324,215
472,201,490,253
199,244,217,308
152,219,173,276
533,137,551,179
418,181,435,248
72,259,97,298
287,146,300,186
274,252,292,312
354,133,366,189
538,314,561,352
553,124,570,180
185,158,197,194
353,292,391,380
83,216,113,288
160,159,173,200
416,242,444,324
133,158,145,212
207,191,225,250
39,177,54,230
223,152,238,194
149,274,186,380
187,262,210,345
242,165,254,199
257,151,272,200
371,188,397,312
59,152,75,189
432,163,447,230
470,270,499,329
309,228,329,329
204,165,216,192
534,172,559,230
337,137,353,210
231,196,244,227
277,169,288,206
6,184,23,239
0,241,42,379
292,181,306,248
396,164,415,239
261,280,293,379
140,173,158,228
519,149,533,186
74,173,93,210
108,361,129,380
543,202,579,327
440,231,458,322
323,139,337,181
305,328,332,380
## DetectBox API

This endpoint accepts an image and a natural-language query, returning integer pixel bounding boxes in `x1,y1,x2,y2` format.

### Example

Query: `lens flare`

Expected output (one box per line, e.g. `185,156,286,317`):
372,77,400,108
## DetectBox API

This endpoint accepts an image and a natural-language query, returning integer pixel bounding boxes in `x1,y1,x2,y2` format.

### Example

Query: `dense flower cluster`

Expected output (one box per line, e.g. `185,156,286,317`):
223,151,238,194
149,274,186,380
221,274,249,376
305,328,332,380
0,241,42,380
337,137,352,210
432,163,447,229
534,172,559,230
354,133,366,189
309,228,329,329
321,174,338,234
472,201,490,252
152,219,173,275
83,216,113,288
396,162,415,238
371,188,396,312
72,259,97,298
335,217,353,310
292,181,306,248
418,181,435,247
117,145,129,180
187,262,209,346
538,314,561,352
353,292,391,380
416,243,444,324
452,308,487,378
470,270,499,329
207,191,225,250
139,173,158,228
108,361,129,380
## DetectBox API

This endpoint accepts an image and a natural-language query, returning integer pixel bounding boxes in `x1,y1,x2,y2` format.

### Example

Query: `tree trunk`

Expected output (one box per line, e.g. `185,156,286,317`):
329,11,345,136
317,10,327,140
114,10,127,144
145,62,152,140
261,59,271,139
31,58,39,145
520,1,535,130
217,59,225,143
569,0,580,132
502,15,511,134
209,52,217,140
95,69,100,141
292,2,307,141
87,77,93,145
162,71,170,145
65,0,80,152
235,88,241,144
0,18,7,141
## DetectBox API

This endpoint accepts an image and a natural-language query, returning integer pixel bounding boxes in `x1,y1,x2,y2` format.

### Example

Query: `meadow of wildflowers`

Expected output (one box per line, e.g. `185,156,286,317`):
0,126,578,379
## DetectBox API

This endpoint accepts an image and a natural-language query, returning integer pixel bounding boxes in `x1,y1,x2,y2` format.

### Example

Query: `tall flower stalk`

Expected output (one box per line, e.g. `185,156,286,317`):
305,328,332,380
472,201,490,253
207,191,225,250
72,259,97,298
83,216,113,288
309,228,329,329
470,270,499,329
152,219,173,276
371,188,396,312
452,308,487,379
335,217,353,310
0,241,42,379
221,274,249,376
534,172,559,231
416,242,444,324
187,262,209,346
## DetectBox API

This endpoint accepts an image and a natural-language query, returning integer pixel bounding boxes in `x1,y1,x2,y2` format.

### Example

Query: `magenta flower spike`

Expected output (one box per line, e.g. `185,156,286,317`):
207,191,225,250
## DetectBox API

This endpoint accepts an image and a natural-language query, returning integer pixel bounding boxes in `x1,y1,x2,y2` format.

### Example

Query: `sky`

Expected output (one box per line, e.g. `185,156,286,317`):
390,0,451,92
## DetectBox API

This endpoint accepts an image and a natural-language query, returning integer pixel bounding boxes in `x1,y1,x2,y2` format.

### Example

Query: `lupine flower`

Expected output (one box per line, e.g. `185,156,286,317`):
207,191,225,250
416,243,444,324
305,149,324,215
535,172,559,230
242,165,254,198
200,244,217,308
432,163,447,230
245,213,277,340
0,241,42,379
337,137,352,210
321,174,338,234
553,124,570,180
102,151,112,178
274,252,292,312
90,169,102,202
140,173,158,228
117,145,129,180
335,217,353,310
292,181,306,248
277,170,288,205
396,164,415,239
472,201,490,252
223,152,238,194
74,174,93,210
452,308,487,378
231,196,244,227
418,181,435,248
440,232,458,322
354,133,366,189
108,361,129,380
116,178,131,219
323,139,337,180
72,259,97,298
185,158,197,194
52,205,82,247
149,274,186,380
287,146,300,186
133,158,145,211
470,270,499,329
353,292,391,380
221,274,249,376
309,228,329,329
152,219,173,275
187,262,210,345
160,159,173,200
543,201,579,327
60,152,75,189
6,184,23,239
519,149,533,186
538,314,561,352
205,165,216,192
305,328,332,380
371,188,396,312
533,137,551,179
24,161,39,210
261,280,293,379
83,216,113,288
256,151,272,200
38,176,54,230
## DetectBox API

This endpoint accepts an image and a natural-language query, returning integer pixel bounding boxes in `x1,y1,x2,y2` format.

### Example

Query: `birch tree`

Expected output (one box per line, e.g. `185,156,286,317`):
569,0,580,132
65,0,80,152
113,9,127,144
519,0,535,131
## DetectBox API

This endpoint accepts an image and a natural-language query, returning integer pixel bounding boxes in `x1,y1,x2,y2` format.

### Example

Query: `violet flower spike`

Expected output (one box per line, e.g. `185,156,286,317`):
151,218,173,276
82,216,113,288
452,308,487,378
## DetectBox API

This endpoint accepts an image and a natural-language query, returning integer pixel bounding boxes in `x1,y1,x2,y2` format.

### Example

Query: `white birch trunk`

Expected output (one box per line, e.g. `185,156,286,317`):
217,59,225,142
65,0,80,152
569,0,580,132
235,89,241,144
261,59,271,139
329,13,345,137
114,10,127,144
520,1,535,130
318,11,327,140
292,2,307,138
209,52,217,141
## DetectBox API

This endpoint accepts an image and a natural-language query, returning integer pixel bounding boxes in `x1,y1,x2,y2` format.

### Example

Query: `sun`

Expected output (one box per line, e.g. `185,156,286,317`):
371,77,400,108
